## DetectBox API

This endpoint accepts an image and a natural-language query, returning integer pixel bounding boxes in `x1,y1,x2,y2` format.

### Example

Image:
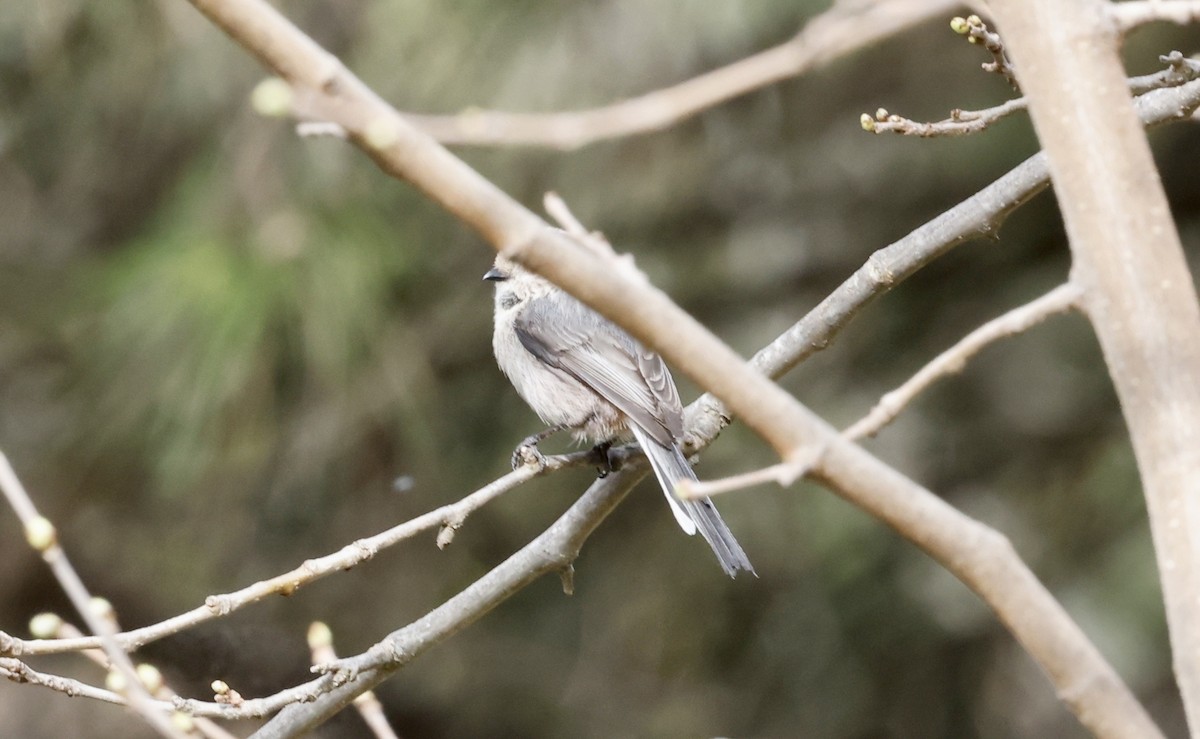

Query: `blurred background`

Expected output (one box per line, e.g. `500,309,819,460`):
1,1,1198,736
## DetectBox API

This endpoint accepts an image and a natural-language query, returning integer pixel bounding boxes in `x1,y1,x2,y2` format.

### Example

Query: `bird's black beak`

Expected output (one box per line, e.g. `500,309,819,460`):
483,267,508,282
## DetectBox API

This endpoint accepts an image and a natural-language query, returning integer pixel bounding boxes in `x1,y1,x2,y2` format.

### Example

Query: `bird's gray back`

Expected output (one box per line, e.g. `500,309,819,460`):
514,292,684,447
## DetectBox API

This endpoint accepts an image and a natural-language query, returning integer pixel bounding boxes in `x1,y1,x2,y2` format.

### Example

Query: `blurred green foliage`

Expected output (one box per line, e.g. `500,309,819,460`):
1,1,1197,737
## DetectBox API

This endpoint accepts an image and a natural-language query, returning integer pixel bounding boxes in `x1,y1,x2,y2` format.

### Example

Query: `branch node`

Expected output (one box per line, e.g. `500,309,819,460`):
351,540,376,565
436,519,461,549
0,630,21,657
212,679,244,707
558,565,576,596
204,595,234,615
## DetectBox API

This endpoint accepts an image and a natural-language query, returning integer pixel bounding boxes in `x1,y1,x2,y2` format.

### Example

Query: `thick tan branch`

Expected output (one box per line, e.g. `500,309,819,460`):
989,0,1200,731
183,1,1167,736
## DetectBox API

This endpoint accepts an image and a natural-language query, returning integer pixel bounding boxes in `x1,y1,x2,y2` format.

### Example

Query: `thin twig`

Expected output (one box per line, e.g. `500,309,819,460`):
0,453,184,738
258,473,643,738
3,454,588,658
53,621,237,739
685,71,1200,449
288,1,1200,150
862,96,1026,137
400,0,959,149
864,50,1200,137
678,453,820,500
686,283,1083,498
543,192,588,237
0,657,127,707
3,647,340,723
844,283,1083,440
542,192,618,260
954,14,1019,91
308,623,398,739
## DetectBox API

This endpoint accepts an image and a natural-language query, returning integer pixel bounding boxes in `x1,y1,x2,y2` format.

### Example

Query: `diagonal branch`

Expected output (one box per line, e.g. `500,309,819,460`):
864,50,1200,137
844,282,1084,439
177,1,1196,736
253,470,643,737
0,657,127,707
396,0,1198,149
988,0,1200,730
401,0,960,149
686,72,1200,446
0,455,590,658
0,453,184,738
8,67,1197,669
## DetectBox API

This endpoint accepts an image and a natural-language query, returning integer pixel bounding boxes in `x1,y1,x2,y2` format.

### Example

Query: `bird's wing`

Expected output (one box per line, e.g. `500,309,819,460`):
514,293,684,447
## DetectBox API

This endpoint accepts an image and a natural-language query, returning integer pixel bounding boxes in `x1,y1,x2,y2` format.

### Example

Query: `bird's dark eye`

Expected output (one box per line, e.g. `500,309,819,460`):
499,292,522,310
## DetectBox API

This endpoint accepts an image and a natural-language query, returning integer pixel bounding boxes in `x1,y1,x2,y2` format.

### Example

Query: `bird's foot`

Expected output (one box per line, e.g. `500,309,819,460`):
512,434,549,471
589,441,618,478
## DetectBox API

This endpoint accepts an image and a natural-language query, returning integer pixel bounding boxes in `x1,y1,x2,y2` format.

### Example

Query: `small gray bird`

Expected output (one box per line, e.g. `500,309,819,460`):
485,255,754,577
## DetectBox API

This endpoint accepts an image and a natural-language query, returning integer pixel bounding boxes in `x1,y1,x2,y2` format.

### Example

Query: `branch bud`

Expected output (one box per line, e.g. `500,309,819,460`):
171,712,196,733
28,612,63,639
136,663,164,693
105,668,127,694
88,596,115,621
251,77,293,117
307,621,333,650
24,516,56,551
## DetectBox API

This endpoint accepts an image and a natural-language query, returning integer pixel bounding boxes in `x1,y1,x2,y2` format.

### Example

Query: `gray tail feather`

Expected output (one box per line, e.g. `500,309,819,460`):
633,428,756,578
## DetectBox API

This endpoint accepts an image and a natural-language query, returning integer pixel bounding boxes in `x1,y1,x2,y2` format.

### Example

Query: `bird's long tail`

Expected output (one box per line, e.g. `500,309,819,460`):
631,427,755,578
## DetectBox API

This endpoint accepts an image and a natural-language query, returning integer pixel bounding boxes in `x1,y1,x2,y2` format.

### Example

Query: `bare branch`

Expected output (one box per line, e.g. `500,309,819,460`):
844,283,1083,440
951,14,1019,90
542,192,619,260
255,471,644,738
1130,52,1200,94
989,0,1200,731
678,456,818,500
685,284,1083,499
400,0,960,149
0,657,126,707
2,455,591,658
0,453,184,738
863,97,1027,137
166,1,1200,735
308,623,397,739
1111,0,1200,29
864,50,1200,137
47,620,238,739
287,0,1200,150
684,70,1200,450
